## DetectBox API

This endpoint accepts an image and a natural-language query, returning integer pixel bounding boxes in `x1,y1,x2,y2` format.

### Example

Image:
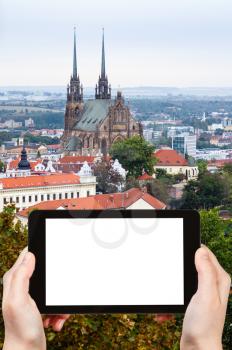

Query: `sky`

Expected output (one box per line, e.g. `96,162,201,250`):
1,0,232,87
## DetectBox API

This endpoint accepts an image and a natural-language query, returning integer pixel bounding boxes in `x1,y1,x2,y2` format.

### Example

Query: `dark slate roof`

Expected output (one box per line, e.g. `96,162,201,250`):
73,99,112,132
66,136,83,151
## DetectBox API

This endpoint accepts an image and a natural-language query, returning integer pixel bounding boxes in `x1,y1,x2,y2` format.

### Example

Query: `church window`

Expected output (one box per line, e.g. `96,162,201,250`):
22,196,25,203
77,192,79,198
4,198,7,204
59,193,62,199
29,196,32,202
53,194,56,200
35,195,38,202
133,125,135,130
104,125,107,130
47,194,50,200
16,197,19,203
71,192,74,198
10,197,13,203
65,193,68,199
41,195,44,201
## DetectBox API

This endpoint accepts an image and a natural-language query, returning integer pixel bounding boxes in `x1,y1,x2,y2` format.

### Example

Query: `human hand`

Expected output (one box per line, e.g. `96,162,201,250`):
180,246,231,350
2,248,70,350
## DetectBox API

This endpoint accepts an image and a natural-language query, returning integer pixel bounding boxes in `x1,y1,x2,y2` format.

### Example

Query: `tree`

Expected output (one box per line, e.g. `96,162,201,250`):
110,136,156,178
199,208,232,347
37,150,41,159
196,159,208,176
181,180,200,209
181,174,226,210
0,160,4,172
223,163,232,175
94,161,124,193
149,178,169,204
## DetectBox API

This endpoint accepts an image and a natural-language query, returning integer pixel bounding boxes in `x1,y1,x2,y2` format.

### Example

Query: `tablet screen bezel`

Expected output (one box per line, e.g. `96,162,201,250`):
28,209,200,314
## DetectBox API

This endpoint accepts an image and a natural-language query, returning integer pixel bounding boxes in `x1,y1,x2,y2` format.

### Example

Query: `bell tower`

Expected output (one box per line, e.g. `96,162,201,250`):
95,29,111,100
64,27,83,135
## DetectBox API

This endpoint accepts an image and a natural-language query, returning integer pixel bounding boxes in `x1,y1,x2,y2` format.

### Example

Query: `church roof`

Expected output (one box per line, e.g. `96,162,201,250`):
66,136,82,151
73,99,112,131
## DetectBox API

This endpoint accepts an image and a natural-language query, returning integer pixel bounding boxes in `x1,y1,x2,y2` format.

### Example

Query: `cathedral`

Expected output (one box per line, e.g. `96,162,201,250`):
62,29,142,156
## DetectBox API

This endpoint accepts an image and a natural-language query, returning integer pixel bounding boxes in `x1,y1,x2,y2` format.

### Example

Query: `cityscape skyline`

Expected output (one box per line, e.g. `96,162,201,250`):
1,0,232,87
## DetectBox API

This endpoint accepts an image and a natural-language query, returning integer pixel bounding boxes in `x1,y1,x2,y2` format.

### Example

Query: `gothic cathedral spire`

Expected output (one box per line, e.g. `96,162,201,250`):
101,28,106,79
73,26,78,79
95,28,111,99
67,27,83,103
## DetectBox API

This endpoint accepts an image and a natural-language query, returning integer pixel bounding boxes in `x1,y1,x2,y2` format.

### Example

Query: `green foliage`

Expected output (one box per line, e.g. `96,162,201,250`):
149,178,170,204
24,132,60,145
110,136,156,178
0,160,4,172
94,161,124,193
181,173,226,210
199,209,232,345
196,159,208,176
223,163,232,175
200,209,232,273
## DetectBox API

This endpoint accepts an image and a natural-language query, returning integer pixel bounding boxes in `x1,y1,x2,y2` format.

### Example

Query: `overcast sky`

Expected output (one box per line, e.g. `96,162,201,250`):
1,0,232,87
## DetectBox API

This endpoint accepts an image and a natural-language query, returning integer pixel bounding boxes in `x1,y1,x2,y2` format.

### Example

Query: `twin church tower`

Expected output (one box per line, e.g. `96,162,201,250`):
63,29,142,156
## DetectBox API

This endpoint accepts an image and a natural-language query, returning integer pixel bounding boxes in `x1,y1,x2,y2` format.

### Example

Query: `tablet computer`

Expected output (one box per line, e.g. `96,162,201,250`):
28,209,200,314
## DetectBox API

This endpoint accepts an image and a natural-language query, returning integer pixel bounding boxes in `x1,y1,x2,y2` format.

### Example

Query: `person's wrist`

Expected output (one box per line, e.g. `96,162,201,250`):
180,337,223,350
3,336,46,350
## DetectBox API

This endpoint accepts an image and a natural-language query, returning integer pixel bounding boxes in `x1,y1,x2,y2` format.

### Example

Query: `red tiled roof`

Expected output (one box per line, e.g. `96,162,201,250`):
0,173,80,189
208,159,232,167
47,144,61,150
154,149,188,166
8,159,43,171
18,188,166,218
59,156,95,164
138,173,153,180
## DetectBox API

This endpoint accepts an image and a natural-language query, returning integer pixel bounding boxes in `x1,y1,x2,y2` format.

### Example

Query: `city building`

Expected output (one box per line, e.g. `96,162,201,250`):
153,149,199,179
207,159,232,173
0,119,23,129
17,187,166,224
0,163,96,212
25,118,35,128
172,134,196,158
167,126,194,138
143,129,153,142
196,148,232,160
208,123,223,131
62,29,142,156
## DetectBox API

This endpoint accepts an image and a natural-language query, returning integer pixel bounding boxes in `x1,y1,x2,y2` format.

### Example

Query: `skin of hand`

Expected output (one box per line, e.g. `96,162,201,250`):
180,246,231,350
2,248,70,350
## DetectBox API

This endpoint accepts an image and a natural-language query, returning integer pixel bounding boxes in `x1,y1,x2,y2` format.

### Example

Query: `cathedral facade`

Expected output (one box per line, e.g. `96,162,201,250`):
62,29,142,156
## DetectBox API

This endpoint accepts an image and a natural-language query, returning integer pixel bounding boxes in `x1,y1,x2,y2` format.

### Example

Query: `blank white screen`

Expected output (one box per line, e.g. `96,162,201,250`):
46,218,184,305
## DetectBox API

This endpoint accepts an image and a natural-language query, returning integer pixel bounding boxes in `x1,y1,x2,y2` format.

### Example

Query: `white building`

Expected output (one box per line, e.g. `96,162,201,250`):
154,149,199,180
25,118,35,128
0,119,23,129
0,165,96,212
143,128,154,142
196,148,232,161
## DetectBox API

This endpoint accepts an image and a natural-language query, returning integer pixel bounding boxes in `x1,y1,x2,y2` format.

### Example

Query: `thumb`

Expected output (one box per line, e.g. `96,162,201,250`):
10,252,36,301
195,247,218,299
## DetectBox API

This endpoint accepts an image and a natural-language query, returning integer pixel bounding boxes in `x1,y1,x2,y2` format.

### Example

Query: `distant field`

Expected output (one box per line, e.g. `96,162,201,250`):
0,105,63,113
